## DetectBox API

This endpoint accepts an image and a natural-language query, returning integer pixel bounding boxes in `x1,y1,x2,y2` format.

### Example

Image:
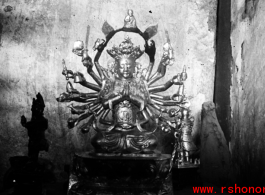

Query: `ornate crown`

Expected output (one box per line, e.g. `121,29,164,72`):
107,37,144,61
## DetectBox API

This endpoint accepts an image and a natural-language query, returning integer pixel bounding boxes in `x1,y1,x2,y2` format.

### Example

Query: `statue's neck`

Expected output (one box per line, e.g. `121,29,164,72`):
31,114,43,120
116,76,134,81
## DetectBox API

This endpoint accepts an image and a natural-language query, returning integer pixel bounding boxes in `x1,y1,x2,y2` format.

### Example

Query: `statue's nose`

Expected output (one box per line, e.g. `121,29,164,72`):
124,65,128,71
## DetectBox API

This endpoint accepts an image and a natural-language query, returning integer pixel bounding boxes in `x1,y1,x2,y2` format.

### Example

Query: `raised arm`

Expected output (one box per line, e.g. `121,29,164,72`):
82,50,102,86
62,60,101,91
71,40,102,86
93,39,107,79
147,42,174,85
144,40,156,80
73,72,101,91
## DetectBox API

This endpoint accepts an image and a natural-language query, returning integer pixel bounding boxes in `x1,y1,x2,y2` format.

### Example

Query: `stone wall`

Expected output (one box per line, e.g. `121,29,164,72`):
0,0,216,181
231,0,265,185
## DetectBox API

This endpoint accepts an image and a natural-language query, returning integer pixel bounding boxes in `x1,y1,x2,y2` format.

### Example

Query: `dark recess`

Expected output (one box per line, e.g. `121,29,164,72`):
214,0,232,143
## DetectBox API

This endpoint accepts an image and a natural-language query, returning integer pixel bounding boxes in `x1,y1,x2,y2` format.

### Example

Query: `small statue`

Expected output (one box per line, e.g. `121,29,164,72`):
21,93,49,161
162,42,175,66
176,109,197,165
93,38,105,51
124,9,137,28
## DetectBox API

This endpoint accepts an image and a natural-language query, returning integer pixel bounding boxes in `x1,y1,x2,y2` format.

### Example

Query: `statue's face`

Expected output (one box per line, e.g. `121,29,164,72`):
128,10,133,16
118,58,135,79
31,105,44,118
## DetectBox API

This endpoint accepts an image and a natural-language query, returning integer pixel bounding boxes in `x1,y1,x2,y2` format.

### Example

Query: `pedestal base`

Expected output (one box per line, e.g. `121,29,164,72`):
67,152,173,195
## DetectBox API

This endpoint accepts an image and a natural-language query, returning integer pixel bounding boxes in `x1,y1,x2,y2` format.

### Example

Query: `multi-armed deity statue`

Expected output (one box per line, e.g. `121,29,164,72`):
57,9,198,194
57,10,196,159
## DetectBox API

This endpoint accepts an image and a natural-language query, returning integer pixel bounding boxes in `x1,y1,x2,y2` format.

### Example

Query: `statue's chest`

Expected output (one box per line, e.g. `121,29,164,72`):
115,80,149,98
101,79,150,101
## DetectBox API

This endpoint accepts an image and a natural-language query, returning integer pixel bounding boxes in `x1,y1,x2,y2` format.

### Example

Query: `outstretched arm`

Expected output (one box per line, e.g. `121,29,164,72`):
136,109,157,133
56,92,98,103
148,75,183,93
102,95,123,110
151,99,183,106
99,109,112,125
150,94,171,100
67,112,93,128
147,103,168,115
68,103,91,114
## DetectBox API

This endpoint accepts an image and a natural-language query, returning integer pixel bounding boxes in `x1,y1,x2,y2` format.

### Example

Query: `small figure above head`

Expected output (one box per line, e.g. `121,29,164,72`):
124,9,137,28
128,9,133,16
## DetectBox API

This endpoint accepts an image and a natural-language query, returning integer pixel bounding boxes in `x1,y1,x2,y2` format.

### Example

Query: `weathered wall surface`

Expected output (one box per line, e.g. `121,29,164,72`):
0,0,216,181
231,0,265,185
200,102,233,185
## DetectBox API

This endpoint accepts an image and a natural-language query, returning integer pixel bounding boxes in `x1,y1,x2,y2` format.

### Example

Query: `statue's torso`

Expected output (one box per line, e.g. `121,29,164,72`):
100,77,150,129
93,77,157,153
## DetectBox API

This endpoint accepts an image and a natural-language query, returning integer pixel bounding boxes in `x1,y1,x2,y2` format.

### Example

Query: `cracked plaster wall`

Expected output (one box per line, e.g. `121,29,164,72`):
0,0,216,181
231,0,265,185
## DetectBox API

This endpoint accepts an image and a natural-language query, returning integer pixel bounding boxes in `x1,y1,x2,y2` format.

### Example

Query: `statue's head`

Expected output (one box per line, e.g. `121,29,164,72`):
107,37,144,79
31,93,45,117
128,9,133,16
117,57,135,79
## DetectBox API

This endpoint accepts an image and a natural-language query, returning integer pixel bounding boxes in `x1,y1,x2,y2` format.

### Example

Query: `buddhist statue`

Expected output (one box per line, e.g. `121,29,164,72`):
57,9,198,194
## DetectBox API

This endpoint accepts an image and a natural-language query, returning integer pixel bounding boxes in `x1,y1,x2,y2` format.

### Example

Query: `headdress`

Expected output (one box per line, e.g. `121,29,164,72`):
31,93,45,111
107,37,144,61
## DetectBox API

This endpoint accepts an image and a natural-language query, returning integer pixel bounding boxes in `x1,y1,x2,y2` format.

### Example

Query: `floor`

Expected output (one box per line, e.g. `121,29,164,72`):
0,183,229,195
172,168,228,195
0,168,229,195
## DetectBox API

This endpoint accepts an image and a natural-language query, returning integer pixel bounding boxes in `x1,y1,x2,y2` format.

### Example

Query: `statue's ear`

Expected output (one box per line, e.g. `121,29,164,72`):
143,24,158,40
102,21,114,37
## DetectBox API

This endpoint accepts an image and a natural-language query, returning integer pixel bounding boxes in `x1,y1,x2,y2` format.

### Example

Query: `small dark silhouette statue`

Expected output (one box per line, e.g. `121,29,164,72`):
3,93,51,195
21,92,49,161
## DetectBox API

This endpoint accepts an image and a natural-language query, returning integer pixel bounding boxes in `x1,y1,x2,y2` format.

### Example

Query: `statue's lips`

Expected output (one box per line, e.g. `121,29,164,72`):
115,122,135,131
122,72,130,77
119,122,134,127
